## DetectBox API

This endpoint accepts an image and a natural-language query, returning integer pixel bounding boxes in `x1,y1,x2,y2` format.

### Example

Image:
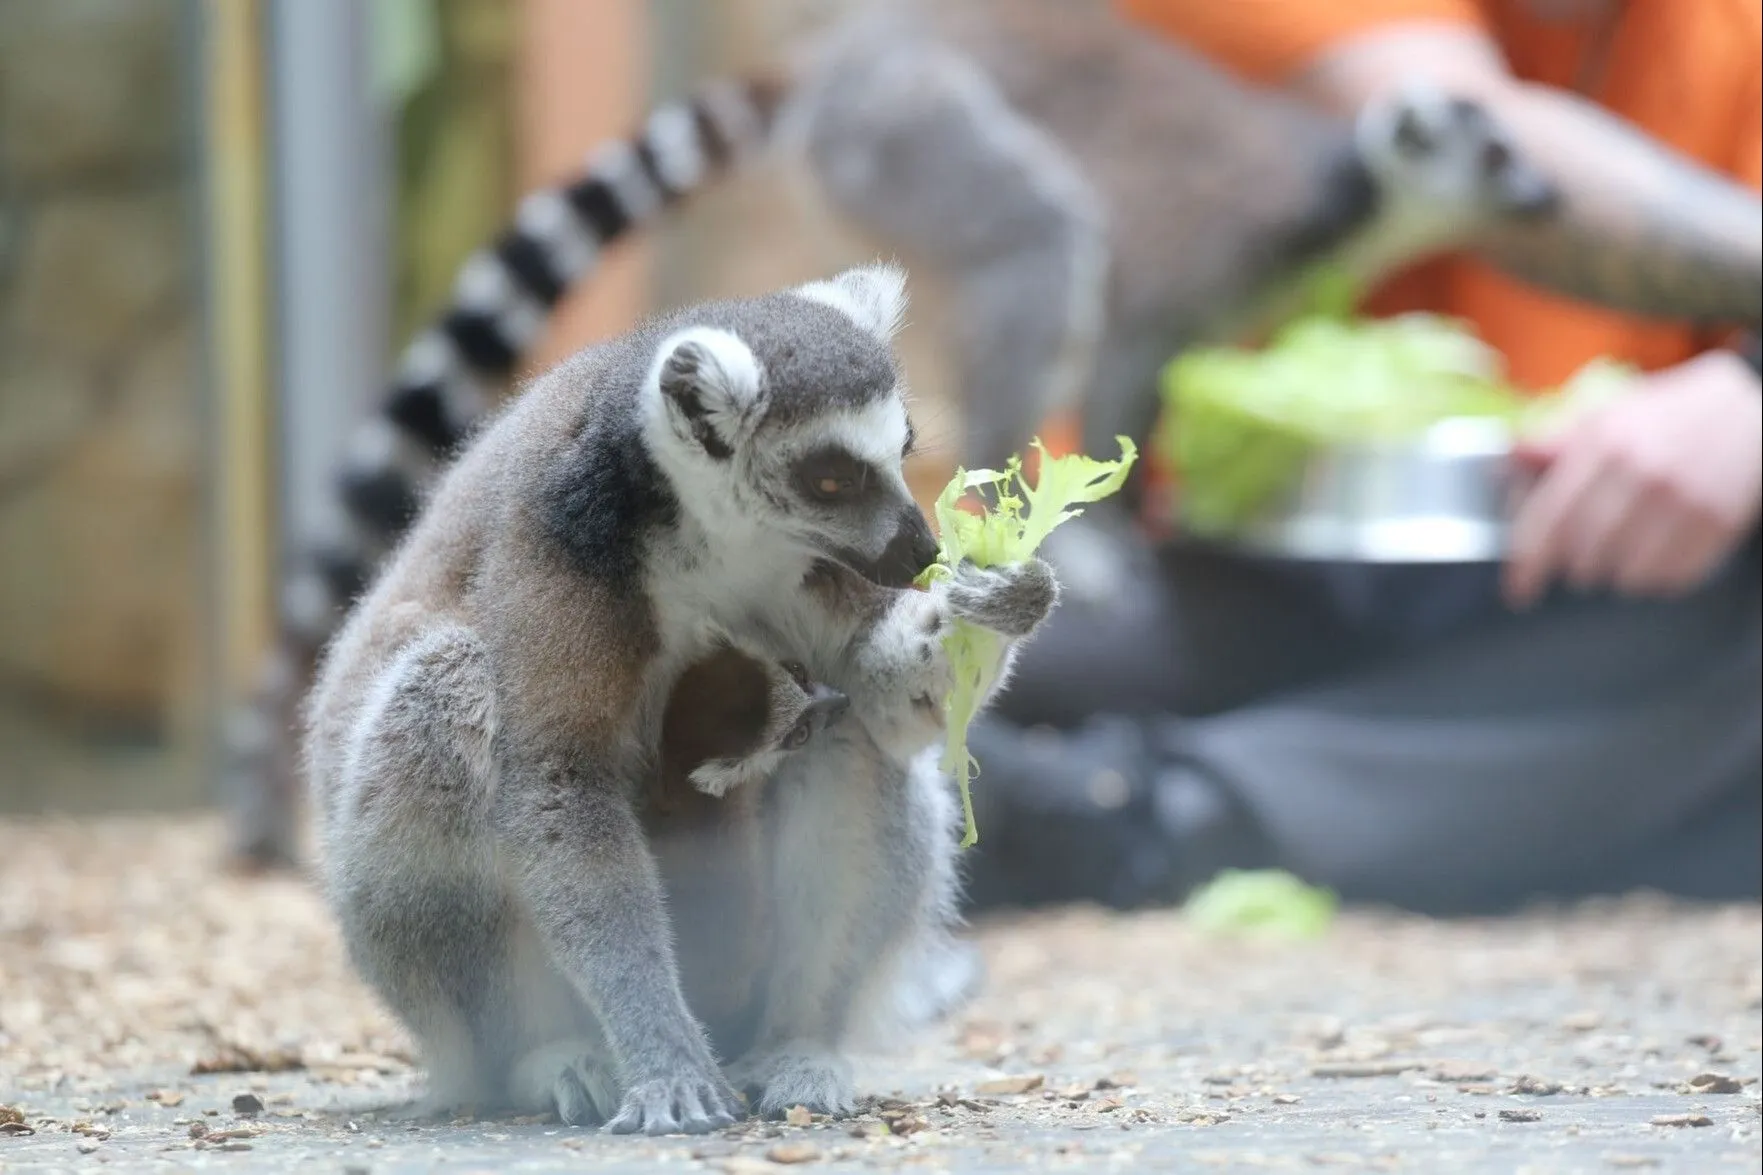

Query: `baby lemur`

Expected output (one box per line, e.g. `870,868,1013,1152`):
646,633,848,1087
304,265,1057,1134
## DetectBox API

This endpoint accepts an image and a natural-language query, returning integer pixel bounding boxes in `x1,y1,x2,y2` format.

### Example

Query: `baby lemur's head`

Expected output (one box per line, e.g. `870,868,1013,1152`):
640,263,939,589
660,633,850,801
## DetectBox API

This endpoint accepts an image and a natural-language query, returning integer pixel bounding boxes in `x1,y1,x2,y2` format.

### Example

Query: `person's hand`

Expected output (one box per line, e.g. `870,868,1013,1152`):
1503,349,1763,608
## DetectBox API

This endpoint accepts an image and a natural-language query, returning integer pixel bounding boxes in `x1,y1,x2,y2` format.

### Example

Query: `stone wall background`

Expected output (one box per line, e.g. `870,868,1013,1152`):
0,0,210,809
0,0,967,812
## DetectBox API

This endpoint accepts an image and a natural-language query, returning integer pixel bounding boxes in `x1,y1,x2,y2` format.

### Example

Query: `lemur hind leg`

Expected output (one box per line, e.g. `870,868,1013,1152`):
728,732,952,1119
732,564,1055,1118
321,625,525,1115
796,38,1109,471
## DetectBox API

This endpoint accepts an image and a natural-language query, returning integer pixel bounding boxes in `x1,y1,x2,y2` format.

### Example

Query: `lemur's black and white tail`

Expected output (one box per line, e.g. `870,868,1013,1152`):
225,75,787,868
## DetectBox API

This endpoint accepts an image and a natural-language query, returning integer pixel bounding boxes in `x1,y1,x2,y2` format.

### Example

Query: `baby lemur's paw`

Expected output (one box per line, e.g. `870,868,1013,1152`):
877,588,954,716
553,1056,621,1128
1356,81,1557,221
604,1065,743,1136
727,1046,857,1119
945,558,1060,639
510,1039,622,1128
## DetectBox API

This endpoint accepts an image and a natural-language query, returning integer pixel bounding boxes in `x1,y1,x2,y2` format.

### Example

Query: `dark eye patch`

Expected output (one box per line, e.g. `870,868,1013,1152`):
791,445,880,504
1393,107,1433,157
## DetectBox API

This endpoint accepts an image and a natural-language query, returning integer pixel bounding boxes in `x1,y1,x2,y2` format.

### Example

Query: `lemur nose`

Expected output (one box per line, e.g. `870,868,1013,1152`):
862,505,941,588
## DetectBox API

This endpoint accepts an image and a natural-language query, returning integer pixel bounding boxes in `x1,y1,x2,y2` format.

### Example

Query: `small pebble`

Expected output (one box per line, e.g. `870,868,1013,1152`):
1686,1072,1743,1094
975,1074,1044,1096
764,1140,822,1164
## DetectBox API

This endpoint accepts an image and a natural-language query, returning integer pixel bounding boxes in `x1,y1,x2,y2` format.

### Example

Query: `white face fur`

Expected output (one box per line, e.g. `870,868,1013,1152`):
639,263,940,589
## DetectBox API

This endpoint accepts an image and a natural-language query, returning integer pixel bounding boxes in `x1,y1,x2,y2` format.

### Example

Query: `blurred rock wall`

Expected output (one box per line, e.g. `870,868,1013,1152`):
0,1,206,763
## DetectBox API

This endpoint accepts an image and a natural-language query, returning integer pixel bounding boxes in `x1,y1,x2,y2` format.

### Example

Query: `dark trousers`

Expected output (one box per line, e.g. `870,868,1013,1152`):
989,518,1762,913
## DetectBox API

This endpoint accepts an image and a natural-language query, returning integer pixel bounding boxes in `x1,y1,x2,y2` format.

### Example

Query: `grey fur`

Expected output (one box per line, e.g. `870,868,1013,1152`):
305,268,1056,1132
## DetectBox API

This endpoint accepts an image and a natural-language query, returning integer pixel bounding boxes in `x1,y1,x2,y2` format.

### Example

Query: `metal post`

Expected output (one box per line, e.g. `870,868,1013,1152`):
263,0,391,554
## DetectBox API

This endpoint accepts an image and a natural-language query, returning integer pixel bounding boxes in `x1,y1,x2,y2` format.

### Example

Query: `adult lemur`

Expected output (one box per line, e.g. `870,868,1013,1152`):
229,0,1579,869
305,265,1058,1131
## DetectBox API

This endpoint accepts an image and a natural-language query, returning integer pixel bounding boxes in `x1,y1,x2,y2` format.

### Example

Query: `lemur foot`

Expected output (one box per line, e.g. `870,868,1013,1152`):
728,1045,857,1119
510,1040,621,1128
603,1068,742,1135
1357,81,1558,221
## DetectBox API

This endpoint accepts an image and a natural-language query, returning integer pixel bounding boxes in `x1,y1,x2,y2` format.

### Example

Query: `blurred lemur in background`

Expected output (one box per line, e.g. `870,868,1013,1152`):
233,0,1755,871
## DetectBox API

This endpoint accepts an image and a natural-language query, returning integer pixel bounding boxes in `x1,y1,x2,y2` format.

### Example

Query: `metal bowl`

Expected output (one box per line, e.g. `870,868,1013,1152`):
1191,416,1518,563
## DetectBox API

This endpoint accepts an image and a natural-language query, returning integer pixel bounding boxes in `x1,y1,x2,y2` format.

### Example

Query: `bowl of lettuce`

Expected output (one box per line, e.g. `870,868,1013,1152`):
1157,310,1634,563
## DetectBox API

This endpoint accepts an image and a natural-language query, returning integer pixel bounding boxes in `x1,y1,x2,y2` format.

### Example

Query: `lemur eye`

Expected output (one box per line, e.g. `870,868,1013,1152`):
794,446,874,504
781,721,812,750
781,659,810,690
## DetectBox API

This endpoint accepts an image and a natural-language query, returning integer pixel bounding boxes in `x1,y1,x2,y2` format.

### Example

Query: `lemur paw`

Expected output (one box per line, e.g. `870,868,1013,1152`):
553,1056,621,1128
945,558,1060,639
1357,82,1557,221
603,1065,743,1136
728,1046,857,1119
510,1041,622,1128
894,589,954,714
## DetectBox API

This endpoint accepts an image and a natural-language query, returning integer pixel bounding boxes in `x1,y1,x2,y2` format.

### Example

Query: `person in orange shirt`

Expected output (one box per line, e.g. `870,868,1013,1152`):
960,0,1761,915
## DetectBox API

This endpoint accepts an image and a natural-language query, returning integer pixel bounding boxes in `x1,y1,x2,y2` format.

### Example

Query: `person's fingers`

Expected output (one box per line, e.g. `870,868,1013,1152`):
1607,498,1684,595
1504,442,1605,609
1559,466,1642,592
1613,504,1724,596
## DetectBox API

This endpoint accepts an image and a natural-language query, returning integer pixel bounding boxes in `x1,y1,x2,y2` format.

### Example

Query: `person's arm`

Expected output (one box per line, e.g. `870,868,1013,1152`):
1298,24,1763,604
1297,26,1762,328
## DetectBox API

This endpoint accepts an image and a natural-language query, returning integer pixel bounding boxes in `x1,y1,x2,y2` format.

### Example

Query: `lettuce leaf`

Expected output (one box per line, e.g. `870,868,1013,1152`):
915,437,1138,847
1183,869,1338,940
1157,308,1640,534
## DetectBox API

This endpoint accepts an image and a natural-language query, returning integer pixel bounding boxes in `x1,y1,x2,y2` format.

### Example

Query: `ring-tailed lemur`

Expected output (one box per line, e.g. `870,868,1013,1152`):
229,0,1561,868
304,265,1058,1131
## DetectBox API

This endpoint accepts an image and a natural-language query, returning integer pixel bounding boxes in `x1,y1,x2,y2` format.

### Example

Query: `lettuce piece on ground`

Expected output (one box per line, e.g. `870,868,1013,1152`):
915,437,1138,847
1182,869,1338,940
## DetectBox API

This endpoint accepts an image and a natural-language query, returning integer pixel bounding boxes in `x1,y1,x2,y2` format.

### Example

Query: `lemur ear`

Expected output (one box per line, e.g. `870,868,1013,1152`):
652,327,764,460
794,262,908,342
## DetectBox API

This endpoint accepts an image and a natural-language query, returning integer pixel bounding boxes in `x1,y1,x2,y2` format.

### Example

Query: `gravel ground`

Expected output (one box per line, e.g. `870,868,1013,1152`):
1,815,1758,1174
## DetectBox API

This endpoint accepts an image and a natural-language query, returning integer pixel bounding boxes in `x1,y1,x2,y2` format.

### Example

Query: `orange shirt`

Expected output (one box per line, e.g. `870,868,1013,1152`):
1118,0,1763,389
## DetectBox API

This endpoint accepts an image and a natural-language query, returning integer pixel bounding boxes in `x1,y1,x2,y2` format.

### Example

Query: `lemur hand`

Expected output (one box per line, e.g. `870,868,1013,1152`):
944,558,1060,638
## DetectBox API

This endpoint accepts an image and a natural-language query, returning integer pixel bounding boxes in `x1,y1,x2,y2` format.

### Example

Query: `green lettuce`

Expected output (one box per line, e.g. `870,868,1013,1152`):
915,437,1138,847
1183,869,1338,941
1158,310,1639,534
